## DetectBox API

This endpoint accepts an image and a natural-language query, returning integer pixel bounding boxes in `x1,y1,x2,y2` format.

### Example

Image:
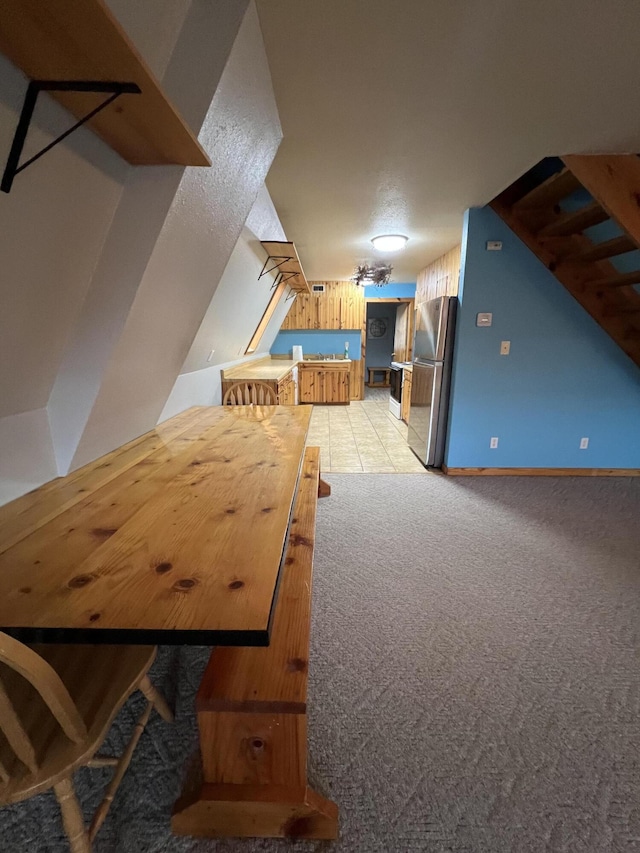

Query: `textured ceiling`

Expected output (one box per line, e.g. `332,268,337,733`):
256,0,640,282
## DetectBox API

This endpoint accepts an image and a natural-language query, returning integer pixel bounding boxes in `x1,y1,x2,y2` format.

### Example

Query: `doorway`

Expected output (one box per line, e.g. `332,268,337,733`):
365,302,397,401
362,297,415,400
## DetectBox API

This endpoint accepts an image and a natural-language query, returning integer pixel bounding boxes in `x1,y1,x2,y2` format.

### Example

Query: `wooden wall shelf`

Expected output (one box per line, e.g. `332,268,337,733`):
260,241,310,295
0,0,211,168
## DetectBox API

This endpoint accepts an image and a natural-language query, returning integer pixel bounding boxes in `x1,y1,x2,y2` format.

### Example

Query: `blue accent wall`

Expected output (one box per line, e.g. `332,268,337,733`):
363,282,416,299
446,207,640,469
270,329,361,359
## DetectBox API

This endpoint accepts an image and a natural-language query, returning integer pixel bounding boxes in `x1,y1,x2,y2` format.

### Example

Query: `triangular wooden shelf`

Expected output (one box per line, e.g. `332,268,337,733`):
0,0,210,167
260,241,310,294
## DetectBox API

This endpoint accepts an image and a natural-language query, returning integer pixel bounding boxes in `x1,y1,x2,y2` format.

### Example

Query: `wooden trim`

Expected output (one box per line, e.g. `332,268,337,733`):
442,465,640,477
246,281,288,354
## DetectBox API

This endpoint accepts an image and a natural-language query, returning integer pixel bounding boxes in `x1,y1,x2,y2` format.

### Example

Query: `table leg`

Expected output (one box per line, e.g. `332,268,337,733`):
171,653,338,839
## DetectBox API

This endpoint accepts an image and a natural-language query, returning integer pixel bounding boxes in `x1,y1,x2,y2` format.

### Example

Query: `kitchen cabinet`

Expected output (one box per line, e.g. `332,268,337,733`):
401,368,413,423
277,370,296,405
298,362,350,404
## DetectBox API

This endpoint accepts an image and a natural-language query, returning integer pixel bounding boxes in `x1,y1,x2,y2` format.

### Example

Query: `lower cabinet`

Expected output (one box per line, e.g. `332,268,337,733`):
401,369,412,423
298,364,350,404
277,370,296,405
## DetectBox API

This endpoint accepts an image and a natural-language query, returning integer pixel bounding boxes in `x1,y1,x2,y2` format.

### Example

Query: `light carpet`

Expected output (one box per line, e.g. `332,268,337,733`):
2,473,640,852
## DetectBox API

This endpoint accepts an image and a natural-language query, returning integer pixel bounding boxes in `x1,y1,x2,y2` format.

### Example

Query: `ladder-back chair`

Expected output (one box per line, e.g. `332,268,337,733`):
222,381,277,406
0,633,173,852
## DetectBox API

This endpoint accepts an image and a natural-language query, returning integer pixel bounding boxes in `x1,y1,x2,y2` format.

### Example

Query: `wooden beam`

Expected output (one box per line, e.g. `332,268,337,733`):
562,154,640,249
513,168,581,210
537,200,609,237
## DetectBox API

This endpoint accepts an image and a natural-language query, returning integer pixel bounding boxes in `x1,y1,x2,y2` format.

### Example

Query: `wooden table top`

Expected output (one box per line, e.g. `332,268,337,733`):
0,405,312,645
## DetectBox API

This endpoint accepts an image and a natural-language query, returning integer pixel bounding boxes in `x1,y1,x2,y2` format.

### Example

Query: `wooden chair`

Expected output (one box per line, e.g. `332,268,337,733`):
0,634,173,852
222,381,277,406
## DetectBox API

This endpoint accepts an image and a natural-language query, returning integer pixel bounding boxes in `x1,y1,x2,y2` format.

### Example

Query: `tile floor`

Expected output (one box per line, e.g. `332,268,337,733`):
306,398,426,473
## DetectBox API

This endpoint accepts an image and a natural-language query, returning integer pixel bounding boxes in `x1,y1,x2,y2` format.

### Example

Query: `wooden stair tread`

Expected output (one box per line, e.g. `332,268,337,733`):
537,200,609,237
589,270,640,288
565,234,637,263
197,446,320,715
513,168,581,210
0,0,210,167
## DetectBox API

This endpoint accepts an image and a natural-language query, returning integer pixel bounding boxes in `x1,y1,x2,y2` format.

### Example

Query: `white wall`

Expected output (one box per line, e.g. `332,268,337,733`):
181,187,287,373
161,184,292,417
0,0,284,504
0,55,126,420
69,2,282,468
0,410,57,506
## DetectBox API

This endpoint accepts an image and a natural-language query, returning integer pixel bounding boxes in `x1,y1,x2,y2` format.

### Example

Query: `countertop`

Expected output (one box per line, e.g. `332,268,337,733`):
222,357,351,382
222,359,298,382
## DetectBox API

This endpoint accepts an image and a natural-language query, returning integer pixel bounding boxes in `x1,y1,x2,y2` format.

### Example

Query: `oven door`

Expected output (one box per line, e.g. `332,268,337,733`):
390,366,402,403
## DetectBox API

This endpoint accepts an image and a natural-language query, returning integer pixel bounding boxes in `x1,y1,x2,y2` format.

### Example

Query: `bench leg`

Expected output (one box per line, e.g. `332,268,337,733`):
318,477,331,498
172,675,338,839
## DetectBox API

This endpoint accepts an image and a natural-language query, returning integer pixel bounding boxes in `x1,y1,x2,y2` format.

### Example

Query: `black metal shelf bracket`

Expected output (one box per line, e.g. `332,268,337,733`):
278,271,300,285
258,254,293,279
1,80,141,194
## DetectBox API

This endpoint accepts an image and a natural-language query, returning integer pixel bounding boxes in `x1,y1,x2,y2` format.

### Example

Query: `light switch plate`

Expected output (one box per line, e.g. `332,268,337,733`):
500,341,510,355
477,313,493,327
486,241,502,251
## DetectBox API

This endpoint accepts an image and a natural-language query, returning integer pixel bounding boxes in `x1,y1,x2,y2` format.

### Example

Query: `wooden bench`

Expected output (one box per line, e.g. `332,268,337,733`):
172,447,338,839
366,366,391,387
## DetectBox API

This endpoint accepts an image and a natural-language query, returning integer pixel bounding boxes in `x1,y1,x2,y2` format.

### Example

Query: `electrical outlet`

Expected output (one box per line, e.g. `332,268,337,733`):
207,349,215,362
490,437,499,449
500,340,510,355
579,437,589,449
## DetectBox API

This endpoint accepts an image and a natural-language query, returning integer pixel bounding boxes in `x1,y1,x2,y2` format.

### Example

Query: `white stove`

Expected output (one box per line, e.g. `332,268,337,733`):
389,361,411,419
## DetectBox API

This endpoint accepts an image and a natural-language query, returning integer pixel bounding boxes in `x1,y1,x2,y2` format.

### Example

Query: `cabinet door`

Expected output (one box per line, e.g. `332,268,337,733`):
298,369,316,403
283,376,295,405
277,371,291,405
401,373,412,422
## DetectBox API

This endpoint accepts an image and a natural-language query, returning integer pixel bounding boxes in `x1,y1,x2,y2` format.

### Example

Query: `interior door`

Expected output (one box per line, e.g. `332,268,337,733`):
392,302,413,362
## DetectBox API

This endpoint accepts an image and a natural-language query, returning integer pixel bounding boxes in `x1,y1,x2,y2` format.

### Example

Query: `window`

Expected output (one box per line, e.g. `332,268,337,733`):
245,280,289,354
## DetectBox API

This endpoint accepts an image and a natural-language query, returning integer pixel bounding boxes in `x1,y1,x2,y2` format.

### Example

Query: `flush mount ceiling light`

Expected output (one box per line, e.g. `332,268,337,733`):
371,234,408,253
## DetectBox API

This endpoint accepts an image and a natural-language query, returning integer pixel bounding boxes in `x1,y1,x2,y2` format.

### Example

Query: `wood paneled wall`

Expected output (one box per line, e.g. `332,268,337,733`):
280,281,365,400
280,280,365,330
416,245,461,306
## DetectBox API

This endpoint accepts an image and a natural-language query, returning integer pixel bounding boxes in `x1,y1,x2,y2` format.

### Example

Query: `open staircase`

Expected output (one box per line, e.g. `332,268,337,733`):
491,154,640,368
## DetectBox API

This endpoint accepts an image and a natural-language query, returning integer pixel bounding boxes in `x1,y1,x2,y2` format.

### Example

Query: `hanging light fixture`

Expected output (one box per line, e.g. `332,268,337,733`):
371,234,408,253
351,262,394,287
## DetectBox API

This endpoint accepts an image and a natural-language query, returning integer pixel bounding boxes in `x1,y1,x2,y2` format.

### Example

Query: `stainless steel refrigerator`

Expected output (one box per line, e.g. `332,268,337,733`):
407,296,457,468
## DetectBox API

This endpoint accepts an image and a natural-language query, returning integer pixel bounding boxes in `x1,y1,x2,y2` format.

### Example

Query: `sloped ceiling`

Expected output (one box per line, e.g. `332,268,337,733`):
257,0,640,281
